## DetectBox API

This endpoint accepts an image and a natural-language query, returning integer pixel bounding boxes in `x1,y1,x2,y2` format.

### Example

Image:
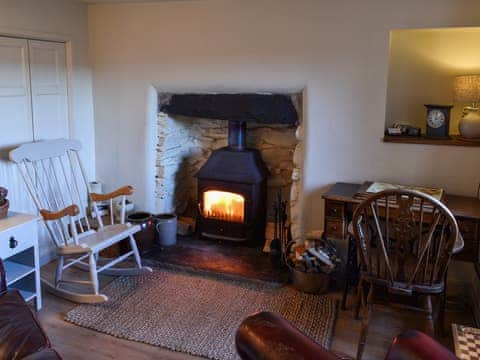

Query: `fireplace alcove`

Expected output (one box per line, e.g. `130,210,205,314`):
148,91,304,281
159,93,299,247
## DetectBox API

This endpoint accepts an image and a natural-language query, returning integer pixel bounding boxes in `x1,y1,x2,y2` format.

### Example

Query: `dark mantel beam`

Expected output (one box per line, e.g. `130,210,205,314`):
159,93,298,125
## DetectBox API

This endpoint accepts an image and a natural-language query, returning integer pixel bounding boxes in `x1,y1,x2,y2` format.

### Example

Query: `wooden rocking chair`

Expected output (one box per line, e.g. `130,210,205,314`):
9,139,152,304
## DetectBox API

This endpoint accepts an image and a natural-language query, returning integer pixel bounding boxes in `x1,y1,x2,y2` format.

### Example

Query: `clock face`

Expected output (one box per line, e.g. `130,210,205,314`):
427,110,445,129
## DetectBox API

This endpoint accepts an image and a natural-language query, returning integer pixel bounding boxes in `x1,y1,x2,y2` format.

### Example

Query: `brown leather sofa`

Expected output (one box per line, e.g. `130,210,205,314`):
0,259,61,360
236,311,457,360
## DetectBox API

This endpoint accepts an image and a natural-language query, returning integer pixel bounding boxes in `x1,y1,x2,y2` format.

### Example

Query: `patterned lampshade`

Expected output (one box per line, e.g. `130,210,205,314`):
454,75,480,103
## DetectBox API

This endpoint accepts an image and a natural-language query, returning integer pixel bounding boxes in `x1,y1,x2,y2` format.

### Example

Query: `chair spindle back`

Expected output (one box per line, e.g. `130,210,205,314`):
10,139,93,248
352,189,458,294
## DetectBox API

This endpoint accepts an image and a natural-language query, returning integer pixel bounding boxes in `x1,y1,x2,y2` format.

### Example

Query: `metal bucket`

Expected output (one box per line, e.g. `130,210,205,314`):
154,214,177,247
289,265,331,294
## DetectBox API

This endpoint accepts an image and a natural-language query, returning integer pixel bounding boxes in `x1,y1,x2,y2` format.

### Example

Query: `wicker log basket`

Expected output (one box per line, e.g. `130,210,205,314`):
0,187,9,219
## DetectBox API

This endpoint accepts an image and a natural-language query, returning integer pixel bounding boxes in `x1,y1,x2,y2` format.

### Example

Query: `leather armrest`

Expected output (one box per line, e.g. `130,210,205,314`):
385,330,457,360
0,290,51,359
0,259,6,293
235,311,340,360
22,348,62,360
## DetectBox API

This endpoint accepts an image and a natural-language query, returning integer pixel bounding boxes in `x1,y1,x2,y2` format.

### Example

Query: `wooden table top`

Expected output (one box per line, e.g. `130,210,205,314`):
323,182,480,220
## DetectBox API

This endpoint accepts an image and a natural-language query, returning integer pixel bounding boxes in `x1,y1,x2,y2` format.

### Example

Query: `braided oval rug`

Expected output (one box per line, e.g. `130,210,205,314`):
65,269,337,360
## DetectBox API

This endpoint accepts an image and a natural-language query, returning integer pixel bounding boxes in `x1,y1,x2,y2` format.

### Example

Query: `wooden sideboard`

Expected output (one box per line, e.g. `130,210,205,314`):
322,182,480,264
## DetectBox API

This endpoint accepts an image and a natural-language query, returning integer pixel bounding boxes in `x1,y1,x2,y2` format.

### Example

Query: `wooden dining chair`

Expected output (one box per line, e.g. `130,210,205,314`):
351,189,459,360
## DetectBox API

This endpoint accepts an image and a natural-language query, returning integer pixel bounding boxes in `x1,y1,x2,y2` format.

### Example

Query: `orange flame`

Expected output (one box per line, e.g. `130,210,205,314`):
203,190,245,223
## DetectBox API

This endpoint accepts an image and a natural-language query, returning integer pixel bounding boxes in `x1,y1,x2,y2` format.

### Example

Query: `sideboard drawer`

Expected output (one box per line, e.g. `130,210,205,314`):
0,223,36,259
325,219,345,239
325,200,345,219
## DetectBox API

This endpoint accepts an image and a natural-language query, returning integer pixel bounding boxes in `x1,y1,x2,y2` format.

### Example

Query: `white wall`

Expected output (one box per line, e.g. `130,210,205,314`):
88,0,480,234
386,28,480,132
0,0,95,262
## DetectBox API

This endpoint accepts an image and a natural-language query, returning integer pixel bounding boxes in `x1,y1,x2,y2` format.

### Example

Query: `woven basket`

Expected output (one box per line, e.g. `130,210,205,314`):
0,199,9,219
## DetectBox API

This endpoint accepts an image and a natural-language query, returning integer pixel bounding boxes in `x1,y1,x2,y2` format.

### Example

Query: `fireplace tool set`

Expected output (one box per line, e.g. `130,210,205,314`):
269,192,289,266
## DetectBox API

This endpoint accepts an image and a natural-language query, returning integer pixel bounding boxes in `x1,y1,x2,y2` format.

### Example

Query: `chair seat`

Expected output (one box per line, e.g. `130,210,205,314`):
358,246,445,294
58,223,141,254
79,223,141,252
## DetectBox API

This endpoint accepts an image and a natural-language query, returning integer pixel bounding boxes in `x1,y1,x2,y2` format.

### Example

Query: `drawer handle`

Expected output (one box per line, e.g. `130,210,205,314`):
332,208,338,214
9,236,18,249
332,226,337,231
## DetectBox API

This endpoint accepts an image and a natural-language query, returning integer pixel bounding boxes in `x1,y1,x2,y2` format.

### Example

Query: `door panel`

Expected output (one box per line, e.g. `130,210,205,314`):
28,40,69,141
0,37,34,213
0,37,33,147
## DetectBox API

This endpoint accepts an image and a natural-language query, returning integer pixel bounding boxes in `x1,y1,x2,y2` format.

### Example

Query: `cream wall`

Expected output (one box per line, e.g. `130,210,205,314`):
386,27,480,133
0,0,96,179
88,0,480,236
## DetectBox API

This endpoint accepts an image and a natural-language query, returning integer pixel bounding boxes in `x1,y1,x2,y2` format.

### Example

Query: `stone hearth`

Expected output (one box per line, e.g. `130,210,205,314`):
155,92,304,243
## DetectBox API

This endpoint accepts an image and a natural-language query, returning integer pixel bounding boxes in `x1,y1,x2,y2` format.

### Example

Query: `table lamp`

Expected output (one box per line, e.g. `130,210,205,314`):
454,75,480,139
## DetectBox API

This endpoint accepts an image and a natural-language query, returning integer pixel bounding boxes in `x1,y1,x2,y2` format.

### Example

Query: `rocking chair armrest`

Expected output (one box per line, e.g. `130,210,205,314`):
40,205,80,221
90,185,134,202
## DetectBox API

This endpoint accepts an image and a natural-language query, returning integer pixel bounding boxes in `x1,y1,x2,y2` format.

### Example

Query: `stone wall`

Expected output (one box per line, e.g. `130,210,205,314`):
155,94,304,242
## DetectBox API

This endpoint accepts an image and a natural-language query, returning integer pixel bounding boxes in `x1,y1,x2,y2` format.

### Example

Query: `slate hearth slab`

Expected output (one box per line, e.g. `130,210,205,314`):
144,236,287,284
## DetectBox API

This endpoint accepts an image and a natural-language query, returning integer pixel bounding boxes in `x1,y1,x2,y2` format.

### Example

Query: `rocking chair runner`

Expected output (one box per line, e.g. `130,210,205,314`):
351,189,460,359
9,139,152,304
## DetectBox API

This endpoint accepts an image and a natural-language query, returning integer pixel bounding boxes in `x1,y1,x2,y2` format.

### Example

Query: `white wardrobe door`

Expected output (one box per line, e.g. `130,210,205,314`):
0,37,33,147
0,37,35,213
28,40,69,141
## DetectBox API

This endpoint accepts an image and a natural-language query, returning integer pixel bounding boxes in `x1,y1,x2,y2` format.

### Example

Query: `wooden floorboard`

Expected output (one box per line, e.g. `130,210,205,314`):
36,262,473,360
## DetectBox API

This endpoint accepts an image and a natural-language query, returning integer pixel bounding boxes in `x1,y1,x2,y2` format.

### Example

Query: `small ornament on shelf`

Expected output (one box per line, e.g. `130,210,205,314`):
386,123,421,137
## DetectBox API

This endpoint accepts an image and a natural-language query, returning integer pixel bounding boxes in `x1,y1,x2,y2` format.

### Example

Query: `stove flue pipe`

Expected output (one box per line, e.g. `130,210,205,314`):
228,121,247,151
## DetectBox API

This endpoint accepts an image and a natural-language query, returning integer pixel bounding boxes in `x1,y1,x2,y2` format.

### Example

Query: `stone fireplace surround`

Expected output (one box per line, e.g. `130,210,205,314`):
155,92,304,243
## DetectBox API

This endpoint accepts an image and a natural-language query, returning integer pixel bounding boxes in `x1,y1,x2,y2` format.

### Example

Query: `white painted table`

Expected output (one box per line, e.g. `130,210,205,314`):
0,212,41,310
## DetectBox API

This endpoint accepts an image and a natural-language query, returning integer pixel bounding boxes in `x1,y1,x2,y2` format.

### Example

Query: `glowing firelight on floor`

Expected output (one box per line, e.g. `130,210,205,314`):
203,190,245,223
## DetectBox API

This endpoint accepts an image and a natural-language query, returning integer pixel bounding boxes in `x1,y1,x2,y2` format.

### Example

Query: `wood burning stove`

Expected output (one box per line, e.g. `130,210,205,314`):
196,121,268,244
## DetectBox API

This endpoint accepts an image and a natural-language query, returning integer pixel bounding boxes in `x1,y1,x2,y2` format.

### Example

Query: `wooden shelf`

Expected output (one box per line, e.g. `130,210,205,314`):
4,260,35,285
383,135,480,147
9,288,36,302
